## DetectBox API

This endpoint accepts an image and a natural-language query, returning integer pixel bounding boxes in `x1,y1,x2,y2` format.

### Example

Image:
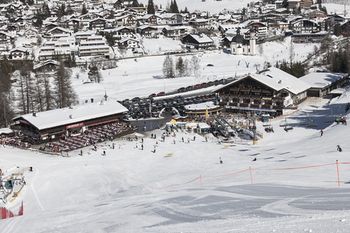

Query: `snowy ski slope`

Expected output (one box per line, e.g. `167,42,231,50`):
1,88,350,232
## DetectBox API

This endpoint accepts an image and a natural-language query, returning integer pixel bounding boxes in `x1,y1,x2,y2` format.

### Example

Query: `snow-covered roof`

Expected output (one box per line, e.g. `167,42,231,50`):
14,101,128,131
154,84,224,101
47,26,72,34
249,67,310,95
0,128,13,135
75,31,95,37
187,34,213,44
299,72,347,89
33,60,59,70
217,68,310,95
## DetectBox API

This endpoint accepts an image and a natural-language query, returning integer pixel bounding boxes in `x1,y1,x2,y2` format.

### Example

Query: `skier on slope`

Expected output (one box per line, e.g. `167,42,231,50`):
337,145,343,152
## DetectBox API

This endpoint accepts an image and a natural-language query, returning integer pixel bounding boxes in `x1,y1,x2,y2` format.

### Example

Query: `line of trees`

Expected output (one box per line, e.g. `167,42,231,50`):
320,37,350,73
276,61,306,78
147,0,155,14
168,0,179,13
162,55,200,79
0,60,77,127
0,58,14,127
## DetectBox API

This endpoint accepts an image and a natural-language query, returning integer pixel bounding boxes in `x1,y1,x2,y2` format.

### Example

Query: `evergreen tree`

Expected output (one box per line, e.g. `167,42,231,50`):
107,10,115,19
278,61,306,78
147,0,155,14
0,58,13,92
282,0,288,8
163,55,175,78
0,92,12,127
105,32,115,47
81,3,88,15
334,23,342,37
66,4,74,15
57,3,66,18
42,3,51,18
170,0,179,13
42,73,53,111
0,58,13,127
132,0,139,7
54,62,77,108
33,11,44,28
176,56,185,77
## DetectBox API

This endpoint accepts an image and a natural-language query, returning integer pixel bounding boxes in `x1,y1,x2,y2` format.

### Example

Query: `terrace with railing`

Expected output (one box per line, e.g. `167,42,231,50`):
41,122,134,153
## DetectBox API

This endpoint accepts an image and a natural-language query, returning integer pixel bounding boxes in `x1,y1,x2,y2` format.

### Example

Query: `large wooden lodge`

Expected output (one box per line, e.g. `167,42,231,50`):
11,101,128,143
216,68,310,116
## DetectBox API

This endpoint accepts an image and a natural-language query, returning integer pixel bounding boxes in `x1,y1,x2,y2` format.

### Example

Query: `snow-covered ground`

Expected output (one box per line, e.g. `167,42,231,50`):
141,37,183,55
1,88,350,232
323,3,348,15
140,0,253,13
72,38,319,103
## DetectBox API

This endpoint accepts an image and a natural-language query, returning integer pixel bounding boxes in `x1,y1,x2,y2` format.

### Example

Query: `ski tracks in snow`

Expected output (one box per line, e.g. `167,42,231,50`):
30,168,45,211
0,216,20,233
260,196,315,217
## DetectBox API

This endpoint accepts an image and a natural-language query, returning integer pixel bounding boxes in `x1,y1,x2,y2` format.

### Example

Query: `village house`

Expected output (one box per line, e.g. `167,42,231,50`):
114,27,135,39
248,21,268,40
290,18,321,33
33,60,60,74
162,25,189,38
159,13,183,25
118,37,140,50
45,27,73,41
38,37,76,61
9,48,31,60
89,18,107,31
292,31,328,43
114,14,137,27
139,14,162,25
137,25,159,38
181,34,215,50
74,31,96,43
189,18,211,30
78,35,110,58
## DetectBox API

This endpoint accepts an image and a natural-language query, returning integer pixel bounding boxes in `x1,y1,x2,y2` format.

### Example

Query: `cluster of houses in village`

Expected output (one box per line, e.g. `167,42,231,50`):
0,0,349,62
